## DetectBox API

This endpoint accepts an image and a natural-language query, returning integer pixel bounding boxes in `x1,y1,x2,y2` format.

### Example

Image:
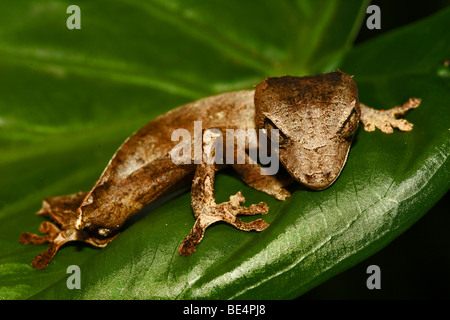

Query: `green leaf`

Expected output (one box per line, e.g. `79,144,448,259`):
0,1,448,299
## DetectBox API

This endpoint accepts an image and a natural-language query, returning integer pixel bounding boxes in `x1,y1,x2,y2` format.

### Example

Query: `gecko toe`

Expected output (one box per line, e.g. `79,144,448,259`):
31,243,60,270
360,98,420,134
179,193,270,256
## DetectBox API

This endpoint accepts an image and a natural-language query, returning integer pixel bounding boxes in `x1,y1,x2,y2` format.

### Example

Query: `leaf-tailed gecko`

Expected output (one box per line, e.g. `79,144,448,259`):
19,71,420,269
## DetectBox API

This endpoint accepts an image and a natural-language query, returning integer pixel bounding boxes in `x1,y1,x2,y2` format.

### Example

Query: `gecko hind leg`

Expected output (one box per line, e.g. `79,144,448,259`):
178,132,269,256
360,98,421,134
19,192,117,269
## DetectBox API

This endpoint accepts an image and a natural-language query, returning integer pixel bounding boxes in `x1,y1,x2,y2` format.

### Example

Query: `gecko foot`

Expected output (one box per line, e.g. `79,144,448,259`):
19,192,117,269
178,130,270,256
20,221,78,270
360,98,421,134
178,190,269,256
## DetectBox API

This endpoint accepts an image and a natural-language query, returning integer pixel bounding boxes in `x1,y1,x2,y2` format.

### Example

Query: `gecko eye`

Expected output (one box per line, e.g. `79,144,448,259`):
263,118,289,148
338,109,359,139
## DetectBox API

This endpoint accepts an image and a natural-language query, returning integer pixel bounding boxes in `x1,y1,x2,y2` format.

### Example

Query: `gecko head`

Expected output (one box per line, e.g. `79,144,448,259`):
254,71,360,190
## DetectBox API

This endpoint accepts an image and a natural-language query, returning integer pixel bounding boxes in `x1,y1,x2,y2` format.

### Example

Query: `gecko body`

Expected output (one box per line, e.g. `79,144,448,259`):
19,71,420,269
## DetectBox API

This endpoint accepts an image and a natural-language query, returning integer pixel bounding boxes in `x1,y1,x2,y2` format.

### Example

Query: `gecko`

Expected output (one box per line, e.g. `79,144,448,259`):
19,71,420,269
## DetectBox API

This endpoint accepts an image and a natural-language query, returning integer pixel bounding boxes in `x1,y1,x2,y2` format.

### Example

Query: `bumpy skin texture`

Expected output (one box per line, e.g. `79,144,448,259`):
255,71,360,190
19,71,420,269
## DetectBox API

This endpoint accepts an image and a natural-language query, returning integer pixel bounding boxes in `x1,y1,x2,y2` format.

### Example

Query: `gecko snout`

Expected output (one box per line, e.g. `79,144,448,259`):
279,139,349,191
299,171,337,190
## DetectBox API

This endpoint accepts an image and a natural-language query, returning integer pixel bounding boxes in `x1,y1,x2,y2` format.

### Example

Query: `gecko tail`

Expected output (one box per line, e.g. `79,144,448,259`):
19,191,117,269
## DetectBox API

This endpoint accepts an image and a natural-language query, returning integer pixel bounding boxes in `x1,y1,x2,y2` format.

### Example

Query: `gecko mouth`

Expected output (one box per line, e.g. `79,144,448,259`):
279,137,352,190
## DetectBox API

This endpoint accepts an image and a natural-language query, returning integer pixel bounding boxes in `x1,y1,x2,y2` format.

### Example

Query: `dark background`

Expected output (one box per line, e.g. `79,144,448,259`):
355,0,450,44
301,0,450,300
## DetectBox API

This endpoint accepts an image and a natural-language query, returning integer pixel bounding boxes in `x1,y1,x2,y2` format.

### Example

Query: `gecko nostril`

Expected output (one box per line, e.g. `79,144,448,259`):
304,174,313,183
323,171,332,181
302,171,336,190
304,172,329,182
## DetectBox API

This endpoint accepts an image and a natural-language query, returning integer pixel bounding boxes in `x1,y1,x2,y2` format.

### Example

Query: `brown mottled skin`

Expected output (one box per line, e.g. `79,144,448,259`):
255,72,360,190
19,71,420,269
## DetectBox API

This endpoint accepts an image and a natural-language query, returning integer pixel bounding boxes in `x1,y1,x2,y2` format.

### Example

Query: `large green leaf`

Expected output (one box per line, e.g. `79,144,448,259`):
0,1,448,299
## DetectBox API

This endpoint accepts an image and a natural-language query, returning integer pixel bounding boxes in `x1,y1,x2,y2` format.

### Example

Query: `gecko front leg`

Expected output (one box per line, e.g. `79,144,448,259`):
232,160,293,201
360,98,421,133
178,131,270,256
